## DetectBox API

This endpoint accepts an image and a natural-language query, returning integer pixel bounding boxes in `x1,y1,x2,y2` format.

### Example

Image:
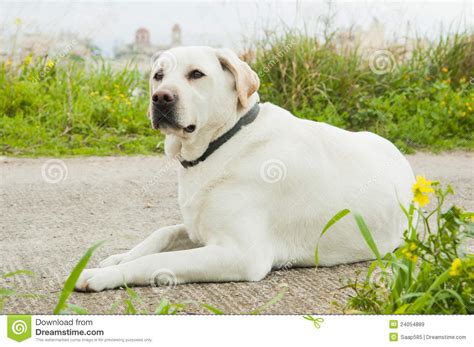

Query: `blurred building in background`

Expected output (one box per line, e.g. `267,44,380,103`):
0,27,95,62
113,24,182,71
19,32,94,59
335,18,386,56
335,18,429,61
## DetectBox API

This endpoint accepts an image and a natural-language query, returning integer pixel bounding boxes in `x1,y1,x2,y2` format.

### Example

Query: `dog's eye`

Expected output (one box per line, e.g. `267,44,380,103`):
153,71,164,81
188,69,205,80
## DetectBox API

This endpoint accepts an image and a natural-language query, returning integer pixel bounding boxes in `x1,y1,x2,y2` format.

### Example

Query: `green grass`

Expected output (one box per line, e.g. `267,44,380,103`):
314,208,350,265
1,32,473,156
0,270,37,311
54,241,103,314
320,180,473,314
253,32,474,152
1,58,162,156
0,241,287,315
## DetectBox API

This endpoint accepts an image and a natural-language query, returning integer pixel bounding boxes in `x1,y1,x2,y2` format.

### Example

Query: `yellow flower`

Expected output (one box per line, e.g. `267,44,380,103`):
401,248,418,262
413,194,430,206
441,66,448,73
409,243,417,251
23,55,32,66
413,176,434,193
103,95,112,101
46,59,55,69
449,258,462,276
468,107,473,112
15,17,22,26
412,175,434,207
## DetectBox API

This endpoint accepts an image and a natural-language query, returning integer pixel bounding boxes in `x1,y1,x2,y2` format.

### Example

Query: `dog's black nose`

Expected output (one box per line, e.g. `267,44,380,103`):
151,89,179,129
152,90,175,105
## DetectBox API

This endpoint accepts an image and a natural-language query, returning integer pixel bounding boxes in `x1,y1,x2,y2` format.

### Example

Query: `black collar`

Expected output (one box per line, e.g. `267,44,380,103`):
180,103,260,168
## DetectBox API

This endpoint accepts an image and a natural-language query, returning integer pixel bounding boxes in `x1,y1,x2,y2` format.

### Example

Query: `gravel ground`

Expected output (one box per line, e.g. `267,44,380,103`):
0,151,472,314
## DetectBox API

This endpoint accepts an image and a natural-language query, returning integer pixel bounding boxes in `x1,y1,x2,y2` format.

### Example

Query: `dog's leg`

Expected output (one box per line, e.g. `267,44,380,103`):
99,224,198,267
75,245,271,292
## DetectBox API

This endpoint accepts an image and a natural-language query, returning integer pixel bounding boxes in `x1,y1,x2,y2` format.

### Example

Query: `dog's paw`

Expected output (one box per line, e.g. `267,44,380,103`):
99,253,128,268
74,267,123,292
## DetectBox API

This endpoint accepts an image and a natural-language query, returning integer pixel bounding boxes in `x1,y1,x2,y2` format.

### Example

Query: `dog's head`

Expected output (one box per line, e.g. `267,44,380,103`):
148,46,259,145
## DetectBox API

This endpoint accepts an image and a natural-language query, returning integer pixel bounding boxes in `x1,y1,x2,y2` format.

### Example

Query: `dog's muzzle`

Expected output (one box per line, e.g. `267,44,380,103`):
151,90,179,129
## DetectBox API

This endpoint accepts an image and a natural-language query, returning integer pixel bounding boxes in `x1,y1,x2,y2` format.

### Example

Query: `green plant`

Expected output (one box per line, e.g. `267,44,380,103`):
1,30,473,156
49,242,287,315
314,209,350,265
49,242,190,315
321,178,473,314
253,31,474,151
54,241,103,314
0,270,37,311
1,57,162,156
117,286,187,315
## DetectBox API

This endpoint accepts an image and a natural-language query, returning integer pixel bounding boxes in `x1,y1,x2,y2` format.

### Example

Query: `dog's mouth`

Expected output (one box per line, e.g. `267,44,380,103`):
152,116,179,130
150,114,196,135
151,108,180,129
149,106,196,134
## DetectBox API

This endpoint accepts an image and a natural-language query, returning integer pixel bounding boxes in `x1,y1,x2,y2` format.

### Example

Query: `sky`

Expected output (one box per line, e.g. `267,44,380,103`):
1,0,472,56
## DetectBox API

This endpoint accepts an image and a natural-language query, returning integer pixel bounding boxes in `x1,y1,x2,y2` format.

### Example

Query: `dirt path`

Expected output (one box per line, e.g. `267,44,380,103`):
1,152,472,314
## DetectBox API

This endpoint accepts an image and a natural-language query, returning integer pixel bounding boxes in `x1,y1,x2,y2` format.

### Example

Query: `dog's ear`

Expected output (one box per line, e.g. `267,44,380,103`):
215,48,260,109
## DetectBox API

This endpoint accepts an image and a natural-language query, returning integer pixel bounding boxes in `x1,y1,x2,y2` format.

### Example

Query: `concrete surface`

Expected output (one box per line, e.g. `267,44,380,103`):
1,152,472,314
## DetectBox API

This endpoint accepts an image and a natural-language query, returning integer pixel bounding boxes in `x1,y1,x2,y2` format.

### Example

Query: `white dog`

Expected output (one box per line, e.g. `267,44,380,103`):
75,46,414,292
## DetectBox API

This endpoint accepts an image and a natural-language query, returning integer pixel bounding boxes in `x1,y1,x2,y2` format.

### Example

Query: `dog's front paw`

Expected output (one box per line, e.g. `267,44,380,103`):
74,267,124,292
99,253,128,267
